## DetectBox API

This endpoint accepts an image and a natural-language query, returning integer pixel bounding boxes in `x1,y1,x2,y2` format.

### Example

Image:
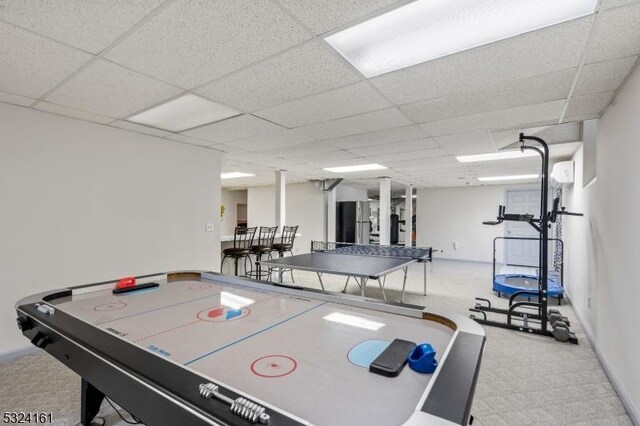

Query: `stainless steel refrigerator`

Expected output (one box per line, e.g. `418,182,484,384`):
336,201,370,244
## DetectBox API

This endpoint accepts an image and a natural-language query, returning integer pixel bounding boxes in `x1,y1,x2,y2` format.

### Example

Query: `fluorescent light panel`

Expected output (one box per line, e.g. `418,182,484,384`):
325,0,598,78
478,174,539,182
323,312,385,331
221,172,255,179
128,94,241,132
456,151,538,163
323,164,387,173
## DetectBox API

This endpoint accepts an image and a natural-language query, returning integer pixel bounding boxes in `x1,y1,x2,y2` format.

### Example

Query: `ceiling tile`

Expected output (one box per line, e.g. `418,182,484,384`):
400,68,575,123
433,130,496,156
370,17,593,105
105,0,311,88
255,82,390,128
564,92,614,119
212,144,250,155
0,90,34,107
165,133,211,147
45,59,182,118
183,114,286,143
110,120,172,137
365,147,448,164
294,108,412,139
195,40,361,112
347,138,438,156
575,57,638,95
224,130,314,152
0,0,164,54
587,3,640,63
0,21,92,98
33,101,114,124
322,125,428,150
419,100,566,137
491,122,582,149
275,0,402,35
255,141,337,158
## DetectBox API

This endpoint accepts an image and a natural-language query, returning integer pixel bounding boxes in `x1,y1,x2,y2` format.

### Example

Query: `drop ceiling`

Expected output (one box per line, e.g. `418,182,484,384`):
0,0,638,189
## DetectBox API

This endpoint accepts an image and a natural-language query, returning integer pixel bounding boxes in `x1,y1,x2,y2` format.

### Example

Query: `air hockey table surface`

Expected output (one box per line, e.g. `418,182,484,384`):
16,271,485,426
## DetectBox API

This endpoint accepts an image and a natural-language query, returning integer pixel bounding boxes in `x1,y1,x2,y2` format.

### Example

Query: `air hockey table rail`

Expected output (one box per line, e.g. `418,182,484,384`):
15,271,485,426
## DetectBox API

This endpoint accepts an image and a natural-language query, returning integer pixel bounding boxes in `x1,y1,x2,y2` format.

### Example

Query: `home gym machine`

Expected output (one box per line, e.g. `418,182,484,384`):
469,133,583,344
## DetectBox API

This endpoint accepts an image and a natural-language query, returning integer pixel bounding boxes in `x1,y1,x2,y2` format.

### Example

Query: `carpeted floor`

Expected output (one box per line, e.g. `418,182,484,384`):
0,260,632,425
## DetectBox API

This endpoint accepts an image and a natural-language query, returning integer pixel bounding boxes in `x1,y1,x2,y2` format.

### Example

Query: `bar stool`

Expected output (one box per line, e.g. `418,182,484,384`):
271,225,298,281
246,226,278,280
221,226,256,276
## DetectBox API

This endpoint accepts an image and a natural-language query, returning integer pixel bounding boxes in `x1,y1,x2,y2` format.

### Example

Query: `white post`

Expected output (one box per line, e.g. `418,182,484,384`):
379,177,391,246
327,188,337,242
405,184,413,247
275,170,286,228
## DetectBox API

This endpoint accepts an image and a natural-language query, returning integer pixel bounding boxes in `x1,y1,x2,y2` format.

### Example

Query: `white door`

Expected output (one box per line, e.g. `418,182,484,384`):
505,189,541,266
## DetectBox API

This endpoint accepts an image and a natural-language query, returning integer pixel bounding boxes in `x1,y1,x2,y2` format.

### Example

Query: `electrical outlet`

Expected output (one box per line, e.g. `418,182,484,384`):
205,223,215,232
453,241,458,250
587,296,591,308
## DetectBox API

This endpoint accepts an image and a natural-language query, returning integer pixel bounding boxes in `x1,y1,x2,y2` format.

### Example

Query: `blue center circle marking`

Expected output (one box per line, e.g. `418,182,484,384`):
348,340,391,368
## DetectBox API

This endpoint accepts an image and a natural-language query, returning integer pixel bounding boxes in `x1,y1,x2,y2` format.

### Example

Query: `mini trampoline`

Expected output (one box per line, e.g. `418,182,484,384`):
494,274,564,298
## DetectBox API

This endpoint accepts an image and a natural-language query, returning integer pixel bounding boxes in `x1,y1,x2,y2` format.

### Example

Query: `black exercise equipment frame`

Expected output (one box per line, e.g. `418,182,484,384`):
470,133,582,343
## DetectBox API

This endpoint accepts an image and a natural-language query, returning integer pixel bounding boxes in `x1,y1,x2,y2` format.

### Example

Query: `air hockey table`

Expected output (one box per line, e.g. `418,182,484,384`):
15,271,485,426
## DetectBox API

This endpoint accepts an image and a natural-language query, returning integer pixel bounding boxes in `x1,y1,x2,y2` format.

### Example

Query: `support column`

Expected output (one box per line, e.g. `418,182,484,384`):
275,170,286,228
379,177,391,246
325,188,337,242
405,184,413,247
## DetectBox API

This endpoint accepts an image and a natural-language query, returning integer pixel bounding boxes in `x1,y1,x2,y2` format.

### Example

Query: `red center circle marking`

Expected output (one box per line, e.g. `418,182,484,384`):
189,283,213,291
251,355,297,378
196,306,251,322
93,301,127,312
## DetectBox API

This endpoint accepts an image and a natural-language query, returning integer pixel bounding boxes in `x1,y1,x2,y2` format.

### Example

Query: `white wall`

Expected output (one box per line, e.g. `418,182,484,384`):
416,185,541,262
220,189,247,235
247,182,324,253
564,64,640,422
0,104,221,354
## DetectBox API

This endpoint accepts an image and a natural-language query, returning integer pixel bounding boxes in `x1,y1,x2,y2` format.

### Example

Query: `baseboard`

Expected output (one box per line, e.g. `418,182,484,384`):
566,291,640,425
0,345,38,363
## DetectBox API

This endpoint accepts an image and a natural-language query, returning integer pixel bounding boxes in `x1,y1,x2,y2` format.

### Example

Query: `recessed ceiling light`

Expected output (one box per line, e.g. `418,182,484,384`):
478,174,539,182
323,164,387,173
128,94,241,132
456,151,538,163
221,172,255,179
400,195,417,198
325,0,598,78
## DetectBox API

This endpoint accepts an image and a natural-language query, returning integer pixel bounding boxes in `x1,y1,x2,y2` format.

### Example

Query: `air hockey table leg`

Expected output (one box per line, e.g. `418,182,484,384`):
80,379,104,426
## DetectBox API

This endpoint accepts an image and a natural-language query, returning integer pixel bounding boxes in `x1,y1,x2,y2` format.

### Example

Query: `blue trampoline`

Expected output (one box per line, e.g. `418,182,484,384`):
493,274,564,298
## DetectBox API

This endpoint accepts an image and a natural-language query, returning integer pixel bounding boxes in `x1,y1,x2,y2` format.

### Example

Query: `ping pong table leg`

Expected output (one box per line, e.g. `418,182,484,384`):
278,267,284,284
361,277,367,297
341,276,351,293
316,272,326,291
377,278,387,301
401,266,410,303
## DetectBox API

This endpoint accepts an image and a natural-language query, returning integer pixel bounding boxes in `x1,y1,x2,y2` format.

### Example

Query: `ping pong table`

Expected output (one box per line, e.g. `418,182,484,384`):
259,242,433,302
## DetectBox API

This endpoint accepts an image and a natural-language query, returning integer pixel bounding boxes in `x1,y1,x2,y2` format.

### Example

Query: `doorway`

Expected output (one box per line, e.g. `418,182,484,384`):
505,189,541,266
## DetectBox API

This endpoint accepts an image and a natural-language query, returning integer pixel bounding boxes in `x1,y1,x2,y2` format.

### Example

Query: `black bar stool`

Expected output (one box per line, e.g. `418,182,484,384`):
271,225,298,281
246,226,278,280
221,226,256,276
